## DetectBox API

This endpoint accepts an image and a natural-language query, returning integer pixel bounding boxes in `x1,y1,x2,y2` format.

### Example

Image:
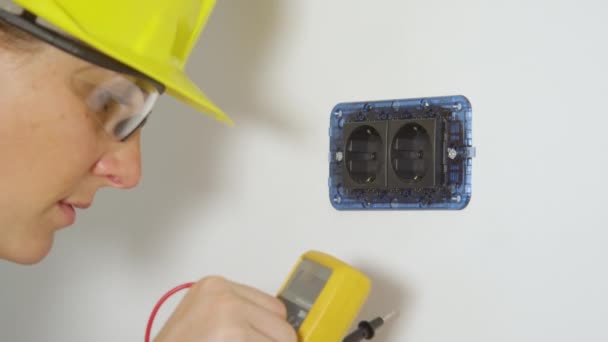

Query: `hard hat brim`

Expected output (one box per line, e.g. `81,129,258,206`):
92,38,234,126
12,1,234,126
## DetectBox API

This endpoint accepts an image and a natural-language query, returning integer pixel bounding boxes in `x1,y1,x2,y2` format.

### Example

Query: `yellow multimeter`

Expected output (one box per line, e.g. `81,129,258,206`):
277,251,371,342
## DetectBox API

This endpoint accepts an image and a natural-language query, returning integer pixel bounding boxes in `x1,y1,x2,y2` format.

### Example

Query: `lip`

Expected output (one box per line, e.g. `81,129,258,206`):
57,202,76,226
71,202,92,209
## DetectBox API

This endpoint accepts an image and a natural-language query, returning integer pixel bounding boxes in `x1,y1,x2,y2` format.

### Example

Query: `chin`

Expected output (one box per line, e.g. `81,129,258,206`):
6,234,54,265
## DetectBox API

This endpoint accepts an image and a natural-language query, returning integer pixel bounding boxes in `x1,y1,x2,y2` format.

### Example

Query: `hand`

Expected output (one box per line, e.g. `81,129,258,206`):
154,276,298,342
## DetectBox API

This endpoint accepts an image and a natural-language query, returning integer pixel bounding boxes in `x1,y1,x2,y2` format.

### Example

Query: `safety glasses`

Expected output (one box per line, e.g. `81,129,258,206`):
0,5,165,141
71,67,160,141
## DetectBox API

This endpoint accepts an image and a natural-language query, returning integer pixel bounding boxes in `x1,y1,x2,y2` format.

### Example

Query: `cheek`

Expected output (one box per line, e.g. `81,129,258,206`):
0,96,100,263
0,84,104,219
0,49,109,263
41,97,105,194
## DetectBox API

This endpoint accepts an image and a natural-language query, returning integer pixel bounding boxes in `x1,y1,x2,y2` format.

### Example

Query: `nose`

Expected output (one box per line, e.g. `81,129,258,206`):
92,131,143,189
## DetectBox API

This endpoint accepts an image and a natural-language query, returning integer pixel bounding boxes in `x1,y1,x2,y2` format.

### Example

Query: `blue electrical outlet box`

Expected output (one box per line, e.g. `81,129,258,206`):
329,95,475,210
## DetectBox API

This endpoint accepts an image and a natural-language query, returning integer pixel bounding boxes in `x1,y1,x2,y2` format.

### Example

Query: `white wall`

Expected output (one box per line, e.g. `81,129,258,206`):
2,0,608,341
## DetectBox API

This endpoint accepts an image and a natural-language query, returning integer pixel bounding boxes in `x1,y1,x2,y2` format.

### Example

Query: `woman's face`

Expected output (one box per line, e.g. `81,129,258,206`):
0,43,144,264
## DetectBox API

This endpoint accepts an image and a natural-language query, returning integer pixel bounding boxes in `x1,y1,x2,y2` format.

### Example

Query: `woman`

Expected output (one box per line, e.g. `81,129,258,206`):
0,1,296,341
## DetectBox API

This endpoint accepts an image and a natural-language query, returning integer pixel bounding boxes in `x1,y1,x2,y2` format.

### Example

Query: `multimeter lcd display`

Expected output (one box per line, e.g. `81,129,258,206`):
279,259,332,329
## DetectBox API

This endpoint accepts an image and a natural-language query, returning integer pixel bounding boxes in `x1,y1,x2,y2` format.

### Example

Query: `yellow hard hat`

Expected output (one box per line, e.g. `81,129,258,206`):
12,0,232,125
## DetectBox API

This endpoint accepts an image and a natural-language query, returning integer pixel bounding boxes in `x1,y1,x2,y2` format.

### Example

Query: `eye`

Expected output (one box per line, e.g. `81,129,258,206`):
97,91,122,113
88,89,132,128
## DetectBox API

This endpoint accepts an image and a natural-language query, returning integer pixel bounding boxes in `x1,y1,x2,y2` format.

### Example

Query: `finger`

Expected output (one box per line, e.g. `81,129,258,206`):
246,326,275,342
230,282,287,318
244,300,298,342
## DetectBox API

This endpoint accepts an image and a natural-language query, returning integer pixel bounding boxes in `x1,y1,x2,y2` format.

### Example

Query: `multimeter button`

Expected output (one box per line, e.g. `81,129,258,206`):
297,310,307,319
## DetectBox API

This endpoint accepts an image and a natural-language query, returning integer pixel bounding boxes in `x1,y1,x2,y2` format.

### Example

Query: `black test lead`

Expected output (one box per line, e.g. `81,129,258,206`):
343,310,399,342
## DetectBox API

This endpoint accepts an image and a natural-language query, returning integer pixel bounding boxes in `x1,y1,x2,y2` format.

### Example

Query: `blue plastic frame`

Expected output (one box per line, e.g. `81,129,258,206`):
329,95,475,210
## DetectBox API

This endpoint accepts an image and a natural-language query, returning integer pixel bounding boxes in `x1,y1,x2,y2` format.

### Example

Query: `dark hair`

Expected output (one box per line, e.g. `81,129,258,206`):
0,20,40,51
